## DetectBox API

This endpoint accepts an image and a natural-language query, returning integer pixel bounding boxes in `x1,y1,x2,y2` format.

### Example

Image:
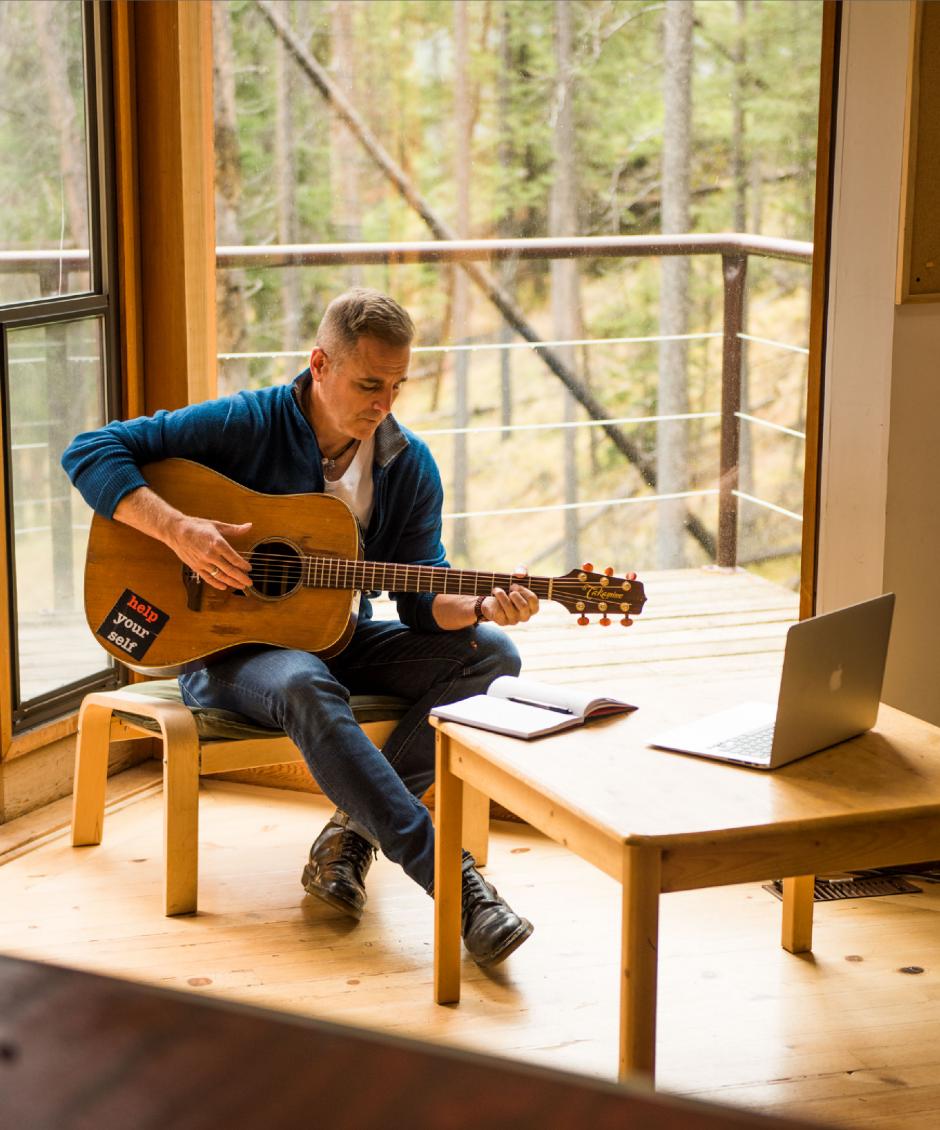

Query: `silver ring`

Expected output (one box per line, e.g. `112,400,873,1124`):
209,565,220,577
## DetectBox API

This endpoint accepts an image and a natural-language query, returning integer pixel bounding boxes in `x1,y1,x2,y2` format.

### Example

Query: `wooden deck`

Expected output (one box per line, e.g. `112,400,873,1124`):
500,565,799,691
8,569,940,1127
16,564,798,702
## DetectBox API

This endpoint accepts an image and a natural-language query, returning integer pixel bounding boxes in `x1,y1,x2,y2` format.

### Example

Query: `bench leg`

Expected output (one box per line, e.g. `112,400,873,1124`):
434,730,464,1005
781,874,815,954
72,699,114,846
161,713,201,916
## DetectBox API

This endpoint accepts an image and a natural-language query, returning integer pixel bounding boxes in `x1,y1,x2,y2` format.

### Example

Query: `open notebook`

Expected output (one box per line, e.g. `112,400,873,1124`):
431,675,636,739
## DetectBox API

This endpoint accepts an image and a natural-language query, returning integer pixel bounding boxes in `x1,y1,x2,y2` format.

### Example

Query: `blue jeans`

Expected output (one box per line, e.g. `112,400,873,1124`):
178,620,520,893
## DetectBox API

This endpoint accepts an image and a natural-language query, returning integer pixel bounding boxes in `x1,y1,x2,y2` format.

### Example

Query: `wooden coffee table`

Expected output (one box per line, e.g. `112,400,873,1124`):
431,701,940,1083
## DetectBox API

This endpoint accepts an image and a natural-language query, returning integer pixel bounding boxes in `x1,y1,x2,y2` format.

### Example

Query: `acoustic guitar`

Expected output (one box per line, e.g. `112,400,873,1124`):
84,459,647,675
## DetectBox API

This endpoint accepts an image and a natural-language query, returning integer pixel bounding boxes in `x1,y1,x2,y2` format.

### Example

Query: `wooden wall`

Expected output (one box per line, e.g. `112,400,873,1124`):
897,0,940,303
131,0,218,411
816,0,940,727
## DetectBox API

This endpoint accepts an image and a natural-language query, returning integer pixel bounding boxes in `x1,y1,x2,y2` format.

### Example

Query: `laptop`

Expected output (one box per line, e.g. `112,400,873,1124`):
650,593,895,769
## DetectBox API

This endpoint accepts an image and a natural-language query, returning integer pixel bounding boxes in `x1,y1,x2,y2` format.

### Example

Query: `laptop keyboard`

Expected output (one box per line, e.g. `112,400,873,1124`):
710,722,776,760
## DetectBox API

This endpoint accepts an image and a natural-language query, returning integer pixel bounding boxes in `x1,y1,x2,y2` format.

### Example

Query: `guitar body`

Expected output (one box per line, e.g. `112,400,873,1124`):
85,459,648,676
84,460,362,675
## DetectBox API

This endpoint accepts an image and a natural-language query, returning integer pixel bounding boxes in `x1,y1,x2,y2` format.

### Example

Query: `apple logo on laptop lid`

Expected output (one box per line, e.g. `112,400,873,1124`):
829,665,844,694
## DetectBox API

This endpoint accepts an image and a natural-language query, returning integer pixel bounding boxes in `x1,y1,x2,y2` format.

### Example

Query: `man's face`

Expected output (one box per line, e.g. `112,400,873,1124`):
309,334,411,442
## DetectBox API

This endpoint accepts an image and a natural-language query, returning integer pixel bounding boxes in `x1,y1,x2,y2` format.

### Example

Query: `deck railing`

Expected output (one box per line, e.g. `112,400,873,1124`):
216,234,812,569
3,234,811,572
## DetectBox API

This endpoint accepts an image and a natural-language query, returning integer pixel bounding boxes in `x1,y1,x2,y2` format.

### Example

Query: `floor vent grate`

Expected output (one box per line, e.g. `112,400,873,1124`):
763,875,922,902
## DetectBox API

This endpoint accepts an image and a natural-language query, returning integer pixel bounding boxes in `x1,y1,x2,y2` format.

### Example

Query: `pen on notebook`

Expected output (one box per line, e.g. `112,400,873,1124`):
507,697,574,715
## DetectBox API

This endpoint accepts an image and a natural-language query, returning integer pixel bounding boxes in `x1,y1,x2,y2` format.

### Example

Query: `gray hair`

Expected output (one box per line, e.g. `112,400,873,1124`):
316,288,415,357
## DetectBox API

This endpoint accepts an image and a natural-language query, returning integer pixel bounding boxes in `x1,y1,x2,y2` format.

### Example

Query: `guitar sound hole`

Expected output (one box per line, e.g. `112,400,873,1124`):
249,540,303,599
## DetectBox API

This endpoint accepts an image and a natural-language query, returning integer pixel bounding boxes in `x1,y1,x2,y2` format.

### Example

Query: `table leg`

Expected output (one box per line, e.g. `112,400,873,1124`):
434,730,464,1005
620,844,662,1083
781,874,815,954
461,783,490,868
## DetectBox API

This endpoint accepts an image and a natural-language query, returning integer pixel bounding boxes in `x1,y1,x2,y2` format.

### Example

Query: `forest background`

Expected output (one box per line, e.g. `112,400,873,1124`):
0,0,821,707
214,0,822,584
0,0,823,598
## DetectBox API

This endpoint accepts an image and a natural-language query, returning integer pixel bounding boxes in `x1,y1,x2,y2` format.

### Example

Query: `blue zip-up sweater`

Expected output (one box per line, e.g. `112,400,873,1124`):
61,370,449,632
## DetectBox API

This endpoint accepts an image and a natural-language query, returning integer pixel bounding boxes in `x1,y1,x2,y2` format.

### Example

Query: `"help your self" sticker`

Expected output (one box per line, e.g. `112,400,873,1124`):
95,589,169,661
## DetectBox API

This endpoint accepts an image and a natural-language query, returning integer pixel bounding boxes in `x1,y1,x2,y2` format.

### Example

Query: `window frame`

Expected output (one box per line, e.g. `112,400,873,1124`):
0,0,124,736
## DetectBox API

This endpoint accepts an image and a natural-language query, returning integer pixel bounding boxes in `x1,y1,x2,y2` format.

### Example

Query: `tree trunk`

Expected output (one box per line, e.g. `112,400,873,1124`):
330,0,364,288
213,2,250,393
31,2,86,256
498,2,515,439
275,2,301,356
657,0,694,568
733,0,753,507
732,1,747,233
451,0,472,563
551,0,582,568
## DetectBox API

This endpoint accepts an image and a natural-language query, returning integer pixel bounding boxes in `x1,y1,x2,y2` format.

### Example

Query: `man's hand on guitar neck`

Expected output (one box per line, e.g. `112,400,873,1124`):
479,575,540,627
114,486,253,592
431,566,539,630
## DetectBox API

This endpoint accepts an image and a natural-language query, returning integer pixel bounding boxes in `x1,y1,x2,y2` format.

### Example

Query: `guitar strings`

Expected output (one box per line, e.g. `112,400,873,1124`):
196,552,635,605
218,550,628,585
223,553,548,580
217,556,614,582
213,555,628,584
198,564,634,604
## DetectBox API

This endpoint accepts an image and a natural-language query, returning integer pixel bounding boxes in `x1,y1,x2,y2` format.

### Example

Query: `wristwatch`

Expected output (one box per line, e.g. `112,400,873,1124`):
473,594,488,624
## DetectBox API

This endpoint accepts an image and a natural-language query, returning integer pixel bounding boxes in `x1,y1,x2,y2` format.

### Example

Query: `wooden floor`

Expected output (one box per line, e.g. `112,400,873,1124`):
4,782,940,1128
5,569,940,1127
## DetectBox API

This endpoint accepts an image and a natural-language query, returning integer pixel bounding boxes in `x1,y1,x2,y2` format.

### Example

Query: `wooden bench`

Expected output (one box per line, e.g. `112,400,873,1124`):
72,679,490,915
1,953,817,1129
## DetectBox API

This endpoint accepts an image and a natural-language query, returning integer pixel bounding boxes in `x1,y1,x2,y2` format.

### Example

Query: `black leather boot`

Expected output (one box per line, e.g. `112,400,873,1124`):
302,817,377,920
461,862,533,967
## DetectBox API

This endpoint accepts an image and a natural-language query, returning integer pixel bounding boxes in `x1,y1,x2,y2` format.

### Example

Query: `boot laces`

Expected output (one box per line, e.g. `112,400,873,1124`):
340,828,376,873
462,867,498,916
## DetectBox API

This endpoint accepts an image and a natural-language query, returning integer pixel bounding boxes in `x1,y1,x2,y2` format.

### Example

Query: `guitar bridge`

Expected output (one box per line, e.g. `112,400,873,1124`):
182,567,204,611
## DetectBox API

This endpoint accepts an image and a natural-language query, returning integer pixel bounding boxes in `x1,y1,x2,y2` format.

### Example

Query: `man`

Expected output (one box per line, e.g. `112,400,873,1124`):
63,288,538,967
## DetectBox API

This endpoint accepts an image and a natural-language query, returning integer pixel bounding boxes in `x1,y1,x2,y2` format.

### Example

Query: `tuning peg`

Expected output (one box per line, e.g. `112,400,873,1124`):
620,617,634,628
577,615,589,626
582,562,594,573
604,566,614,577
599,615,611,626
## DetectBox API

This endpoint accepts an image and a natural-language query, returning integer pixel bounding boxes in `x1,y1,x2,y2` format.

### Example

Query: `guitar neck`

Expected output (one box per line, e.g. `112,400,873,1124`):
303,558,554,599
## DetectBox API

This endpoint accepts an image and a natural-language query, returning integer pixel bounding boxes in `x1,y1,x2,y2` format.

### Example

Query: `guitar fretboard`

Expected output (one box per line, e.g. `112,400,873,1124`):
303,557,554,598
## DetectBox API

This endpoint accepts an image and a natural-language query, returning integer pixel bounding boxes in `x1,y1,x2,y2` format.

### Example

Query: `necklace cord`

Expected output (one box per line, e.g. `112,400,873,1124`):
321,437,357,466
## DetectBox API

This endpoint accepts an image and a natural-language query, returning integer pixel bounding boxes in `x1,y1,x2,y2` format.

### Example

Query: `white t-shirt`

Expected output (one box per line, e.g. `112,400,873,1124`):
323,435,375,531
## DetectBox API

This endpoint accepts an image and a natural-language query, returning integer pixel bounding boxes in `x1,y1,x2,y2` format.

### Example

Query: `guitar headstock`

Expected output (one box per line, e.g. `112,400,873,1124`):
552,563,647,626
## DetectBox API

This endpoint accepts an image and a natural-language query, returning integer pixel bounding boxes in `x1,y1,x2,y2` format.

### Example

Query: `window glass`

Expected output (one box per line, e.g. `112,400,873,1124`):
8,317,107,701
0,1,92,305
214,0,821,582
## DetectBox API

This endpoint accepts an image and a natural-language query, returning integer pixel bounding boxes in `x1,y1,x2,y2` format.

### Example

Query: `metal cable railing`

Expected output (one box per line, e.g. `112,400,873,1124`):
214,234,811,564
2,236,812,564
214,330,809,547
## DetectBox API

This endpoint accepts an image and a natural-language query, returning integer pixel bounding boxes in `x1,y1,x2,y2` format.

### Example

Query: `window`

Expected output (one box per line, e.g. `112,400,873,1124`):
213,1,822,584
0,1,121,731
